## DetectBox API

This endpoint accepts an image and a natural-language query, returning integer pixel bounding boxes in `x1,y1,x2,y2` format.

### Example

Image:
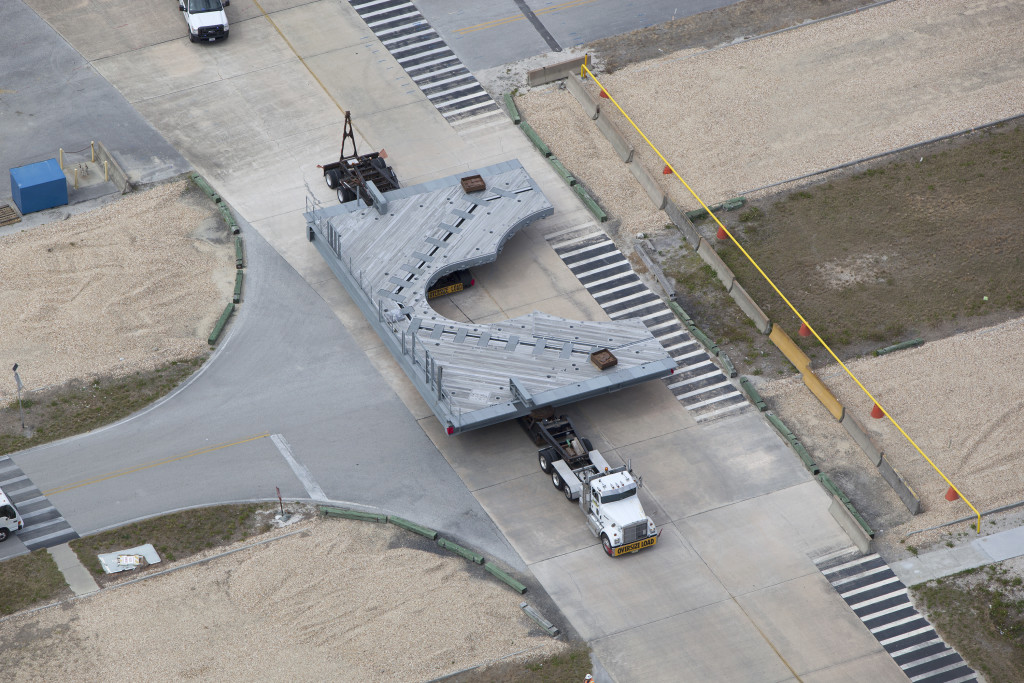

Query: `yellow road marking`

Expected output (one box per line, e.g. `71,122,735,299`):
454,0,598,36
43,433,271,497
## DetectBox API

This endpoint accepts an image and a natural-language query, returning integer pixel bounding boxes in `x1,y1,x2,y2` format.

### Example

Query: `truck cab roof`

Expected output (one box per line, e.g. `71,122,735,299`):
592,471,637,503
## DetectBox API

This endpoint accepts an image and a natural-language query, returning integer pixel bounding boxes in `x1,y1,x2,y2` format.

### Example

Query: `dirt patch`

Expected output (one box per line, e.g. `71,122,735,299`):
1,516,570,682
0,178,235,403
911,557,1024,681
586,0,886,73
0,357,205,456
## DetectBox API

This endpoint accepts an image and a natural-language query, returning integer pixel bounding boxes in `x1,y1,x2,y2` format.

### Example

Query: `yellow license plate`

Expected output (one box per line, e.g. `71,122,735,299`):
427,283,463,299
613,535,657,556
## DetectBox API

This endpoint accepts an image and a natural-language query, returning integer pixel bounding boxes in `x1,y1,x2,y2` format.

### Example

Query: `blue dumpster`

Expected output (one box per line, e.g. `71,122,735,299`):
10,159,69,214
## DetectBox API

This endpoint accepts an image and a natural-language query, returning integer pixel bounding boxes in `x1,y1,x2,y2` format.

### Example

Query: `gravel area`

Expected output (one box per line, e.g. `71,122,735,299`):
515,0,1024,553
757,316,1024,554
0,515,563,681
517,0,1024,224
0,180,235,401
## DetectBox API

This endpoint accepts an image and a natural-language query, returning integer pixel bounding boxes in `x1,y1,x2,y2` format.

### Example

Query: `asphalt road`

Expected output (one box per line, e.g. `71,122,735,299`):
415,0,741,70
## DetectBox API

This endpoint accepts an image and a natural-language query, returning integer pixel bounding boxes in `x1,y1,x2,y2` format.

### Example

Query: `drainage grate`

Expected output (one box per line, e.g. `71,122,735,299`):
0,203,22,227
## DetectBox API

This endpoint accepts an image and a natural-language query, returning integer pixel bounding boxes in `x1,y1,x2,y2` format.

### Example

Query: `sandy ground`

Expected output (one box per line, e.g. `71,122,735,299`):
514,0,1024,555
0,514,564,682
0,179,234,401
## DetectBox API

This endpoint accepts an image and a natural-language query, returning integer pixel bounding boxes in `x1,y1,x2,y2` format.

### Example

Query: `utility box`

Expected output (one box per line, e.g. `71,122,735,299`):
10,159,68,214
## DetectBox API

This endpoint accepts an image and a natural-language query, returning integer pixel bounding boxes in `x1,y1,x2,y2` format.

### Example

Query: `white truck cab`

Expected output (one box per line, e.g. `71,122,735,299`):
0,488,24,542
180,0,230,43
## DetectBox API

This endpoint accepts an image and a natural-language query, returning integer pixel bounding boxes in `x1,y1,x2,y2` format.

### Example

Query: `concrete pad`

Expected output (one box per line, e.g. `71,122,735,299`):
678,481,851,595
531,525,731,640
619,412,810,519
483,285,608,325
271,0,379,56
27,0,185,61
93,20,295,103
474,470,597,565
422,420,537,492
590,598,795,683
304,47,422,115
801,650,908,683
575,380,692,449
736,572,890,677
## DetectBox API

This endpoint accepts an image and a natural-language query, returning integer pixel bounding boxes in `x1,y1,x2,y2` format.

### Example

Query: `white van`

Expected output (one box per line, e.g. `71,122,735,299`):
0,488,24,542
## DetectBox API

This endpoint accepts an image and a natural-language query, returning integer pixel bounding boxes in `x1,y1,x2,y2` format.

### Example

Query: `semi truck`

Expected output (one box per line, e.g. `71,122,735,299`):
520,412,659,557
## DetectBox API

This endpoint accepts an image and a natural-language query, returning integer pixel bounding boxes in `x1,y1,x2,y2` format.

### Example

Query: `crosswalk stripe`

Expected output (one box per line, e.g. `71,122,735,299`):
348,1,497,123
815,551,978,682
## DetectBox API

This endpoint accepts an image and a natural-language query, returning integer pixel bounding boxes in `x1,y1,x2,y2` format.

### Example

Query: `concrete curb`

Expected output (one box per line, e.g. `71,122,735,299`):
633,239,676,299
527,55,589,87
438,537,484,564
739,377,768,411
565,74,600,120
879,455,923,515
768,324,811,371
388,515,439,540
234,235,244,269
547,157,577,186
728,281,771,334
320,505,387,523
521,602,559,636
572,183,608,222
233,270,243,304
695,237,735,291
627,160,666,210
484,562,527,594
594,111,634,163
95,140,131,194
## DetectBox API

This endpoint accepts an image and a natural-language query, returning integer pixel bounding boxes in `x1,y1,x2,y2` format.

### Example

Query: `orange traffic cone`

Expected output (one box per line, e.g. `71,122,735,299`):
798,322,811,337
871,403,884,419
717,226,728,240
662,165,672,175
945,486,959,501
599,90,609,99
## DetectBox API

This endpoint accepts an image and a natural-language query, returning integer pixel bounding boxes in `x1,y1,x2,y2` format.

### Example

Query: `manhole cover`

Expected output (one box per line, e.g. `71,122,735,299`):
0,203,22,227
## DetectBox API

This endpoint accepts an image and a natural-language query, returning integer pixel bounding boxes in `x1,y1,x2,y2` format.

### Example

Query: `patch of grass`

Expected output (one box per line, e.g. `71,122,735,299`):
448,644,592,682
69,504,274,577
0,356,206,457
739,206,764,223
912,562,1024,682
0,549,69,616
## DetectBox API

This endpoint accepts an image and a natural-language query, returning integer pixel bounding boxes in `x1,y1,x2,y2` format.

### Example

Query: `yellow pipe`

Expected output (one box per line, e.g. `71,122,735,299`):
581,64,981,532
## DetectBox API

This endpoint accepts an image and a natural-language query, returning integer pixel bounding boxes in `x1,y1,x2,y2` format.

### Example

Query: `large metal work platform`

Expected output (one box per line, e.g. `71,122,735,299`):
304,160,676,434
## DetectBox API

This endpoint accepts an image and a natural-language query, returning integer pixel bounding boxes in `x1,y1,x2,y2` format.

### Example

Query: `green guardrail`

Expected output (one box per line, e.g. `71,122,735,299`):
388,515,438,540
519,122,552,157
437,537,484,565
190,172,219,202
874,338,924,356
572,183,608,222
235,235,244,269
320,506,387,523
484,562,527,594
739,377,768,411
208,302,235,345
233,270,243,304
547,157,577,186
503,92,521,125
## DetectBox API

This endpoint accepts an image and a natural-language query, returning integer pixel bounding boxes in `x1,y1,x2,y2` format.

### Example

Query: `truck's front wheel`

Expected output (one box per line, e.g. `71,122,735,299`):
551,469,563,491
601,534,613,556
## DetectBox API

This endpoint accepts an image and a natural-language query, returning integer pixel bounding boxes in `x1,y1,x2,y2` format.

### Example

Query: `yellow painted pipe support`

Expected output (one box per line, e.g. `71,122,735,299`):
104,160,109,182
59,148,64,169
803,371,845,421
91,141,95,163
73,167,78,190
769,324,811,372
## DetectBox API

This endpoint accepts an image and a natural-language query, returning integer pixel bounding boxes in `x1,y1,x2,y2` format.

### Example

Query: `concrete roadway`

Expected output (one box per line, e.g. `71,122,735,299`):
415,0,740,70
9,0,906,679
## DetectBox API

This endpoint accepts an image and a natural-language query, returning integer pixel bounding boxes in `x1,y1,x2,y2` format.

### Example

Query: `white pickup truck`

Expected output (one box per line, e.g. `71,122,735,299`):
179,0,230,43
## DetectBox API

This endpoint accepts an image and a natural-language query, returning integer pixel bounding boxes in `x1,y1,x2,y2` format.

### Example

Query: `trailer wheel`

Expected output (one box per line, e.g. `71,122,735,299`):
324,169,340,189
338,186,356,204
551,469,563,491
601,534,614,556
538,451,552,473
0,527,8,542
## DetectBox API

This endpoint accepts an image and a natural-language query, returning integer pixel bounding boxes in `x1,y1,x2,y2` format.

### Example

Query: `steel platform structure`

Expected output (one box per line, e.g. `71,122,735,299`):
304,160,676,434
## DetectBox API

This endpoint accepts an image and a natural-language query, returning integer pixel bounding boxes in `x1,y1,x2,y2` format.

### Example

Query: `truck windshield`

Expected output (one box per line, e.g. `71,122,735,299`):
0,504,17,519
189,0,224,12
600,485,636,504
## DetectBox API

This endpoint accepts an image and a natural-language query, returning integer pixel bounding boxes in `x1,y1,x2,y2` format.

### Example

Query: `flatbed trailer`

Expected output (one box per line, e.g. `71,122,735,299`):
318,111,400,204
